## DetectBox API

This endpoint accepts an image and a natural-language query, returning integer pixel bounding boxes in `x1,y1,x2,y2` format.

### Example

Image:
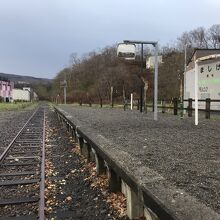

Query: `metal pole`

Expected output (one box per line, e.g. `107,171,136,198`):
121,40,158,119
141,43,144,72
195,61,198,125
64,72,67,104
180,77,183,117
154,43,158,121
140,43,144,112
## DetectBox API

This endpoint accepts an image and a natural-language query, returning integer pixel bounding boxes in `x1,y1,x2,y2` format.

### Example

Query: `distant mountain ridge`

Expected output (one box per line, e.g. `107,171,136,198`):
0,72,52,85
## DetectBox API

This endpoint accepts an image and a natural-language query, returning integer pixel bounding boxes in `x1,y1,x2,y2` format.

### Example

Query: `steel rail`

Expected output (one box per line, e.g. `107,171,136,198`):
39,109,46,220
0,106,46,219
0,107,39,163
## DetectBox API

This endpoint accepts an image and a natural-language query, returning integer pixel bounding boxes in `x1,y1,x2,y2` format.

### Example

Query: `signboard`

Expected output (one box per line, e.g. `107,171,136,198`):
198,61,220,101
146,56,163,69
117,43,136,60
185,58,220,112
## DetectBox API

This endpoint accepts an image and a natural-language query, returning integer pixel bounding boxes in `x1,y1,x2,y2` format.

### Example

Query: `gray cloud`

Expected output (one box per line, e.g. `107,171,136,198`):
0,0,219,78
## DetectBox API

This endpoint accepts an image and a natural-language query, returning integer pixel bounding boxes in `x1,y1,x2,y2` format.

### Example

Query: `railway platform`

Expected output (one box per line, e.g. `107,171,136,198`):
55,104,220,220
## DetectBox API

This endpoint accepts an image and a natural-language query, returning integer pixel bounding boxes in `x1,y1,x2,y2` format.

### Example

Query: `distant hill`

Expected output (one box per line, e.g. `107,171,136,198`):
0,72,52,85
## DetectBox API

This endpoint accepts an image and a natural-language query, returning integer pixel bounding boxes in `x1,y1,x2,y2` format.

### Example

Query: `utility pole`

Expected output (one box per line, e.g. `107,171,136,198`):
64,72,67,104
180,44,188,118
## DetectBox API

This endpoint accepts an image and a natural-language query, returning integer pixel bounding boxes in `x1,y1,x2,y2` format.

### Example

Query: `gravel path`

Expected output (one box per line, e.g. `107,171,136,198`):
58,105,220,214
0,108,36,155
45,109,129,220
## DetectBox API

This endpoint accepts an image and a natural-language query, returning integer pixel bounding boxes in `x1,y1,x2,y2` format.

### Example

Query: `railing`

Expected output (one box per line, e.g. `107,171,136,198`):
145,98,220,119
69,97,220,119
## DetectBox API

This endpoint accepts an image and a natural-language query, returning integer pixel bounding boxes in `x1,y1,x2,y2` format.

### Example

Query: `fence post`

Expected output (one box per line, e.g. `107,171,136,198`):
188,98,192,117
173,98,178,115
162,99,165,113
205,98,211,119
124,100,126,111
100,98,102,108
131,93,133,110
137,99,139,110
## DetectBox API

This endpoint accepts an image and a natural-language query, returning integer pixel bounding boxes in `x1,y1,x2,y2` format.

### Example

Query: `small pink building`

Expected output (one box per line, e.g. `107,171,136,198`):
0,80,14,102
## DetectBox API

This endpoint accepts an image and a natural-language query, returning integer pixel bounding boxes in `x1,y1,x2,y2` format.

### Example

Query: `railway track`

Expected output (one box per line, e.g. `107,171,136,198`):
0,107,46,220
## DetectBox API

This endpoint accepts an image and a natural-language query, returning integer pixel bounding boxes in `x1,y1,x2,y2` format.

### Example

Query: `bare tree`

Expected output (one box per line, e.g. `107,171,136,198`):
207,24,220,48
177,25,220,50
50,24,220,103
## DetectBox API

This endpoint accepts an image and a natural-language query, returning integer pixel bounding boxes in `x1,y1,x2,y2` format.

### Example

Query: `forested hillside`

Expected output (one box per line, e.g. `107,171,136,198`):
50,24,220,103
0,72,52,100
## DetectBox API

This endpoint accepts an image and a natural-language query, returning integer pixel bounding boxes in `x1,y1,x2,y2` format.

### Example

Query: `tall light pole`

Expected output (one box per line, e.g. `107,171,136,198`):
123,40,159,121
154,42,158,121
140,43,144,112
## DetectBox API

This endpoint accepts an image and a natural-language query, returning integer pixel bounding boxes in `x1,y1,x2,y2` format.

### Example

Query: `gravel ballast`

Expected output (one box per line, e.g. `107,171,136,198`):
0,108,36,155
45,109,129,220
57,105,220,216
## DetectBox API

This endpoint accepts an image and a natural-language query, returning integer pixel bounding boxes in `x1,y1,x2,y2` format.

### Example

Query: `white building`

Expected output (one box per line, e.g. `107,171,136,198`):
12,88,31,102
146,55,163,69
184,49,220,110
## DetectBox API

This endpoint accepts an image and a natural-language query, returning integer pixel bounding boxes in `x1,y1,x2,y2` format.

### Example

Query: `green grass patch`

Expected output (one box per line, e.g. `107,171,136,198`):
0,102,37,111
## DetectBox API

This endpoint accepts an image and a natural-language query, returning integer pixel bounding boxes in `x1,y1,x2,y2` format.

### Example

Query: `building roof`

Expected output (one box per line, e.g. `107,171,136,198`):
187,48,220,64
187,48,220,71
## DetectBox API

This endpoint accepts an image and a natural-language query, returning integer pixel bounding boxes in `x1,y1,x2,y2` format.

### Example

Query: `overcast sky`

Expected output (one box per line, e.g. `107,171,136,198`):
0,0,219,79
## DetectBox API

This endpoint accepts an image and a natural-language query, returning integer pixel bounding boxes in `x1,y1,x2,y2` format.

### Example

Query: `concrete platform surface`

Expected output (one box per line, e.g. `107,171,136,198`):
56,105,220,220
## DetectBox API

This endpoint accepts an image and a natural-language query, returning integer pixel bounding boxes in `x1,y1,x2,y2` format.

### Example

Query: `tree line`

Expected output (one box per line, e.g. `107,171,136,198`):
44,24,220,104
